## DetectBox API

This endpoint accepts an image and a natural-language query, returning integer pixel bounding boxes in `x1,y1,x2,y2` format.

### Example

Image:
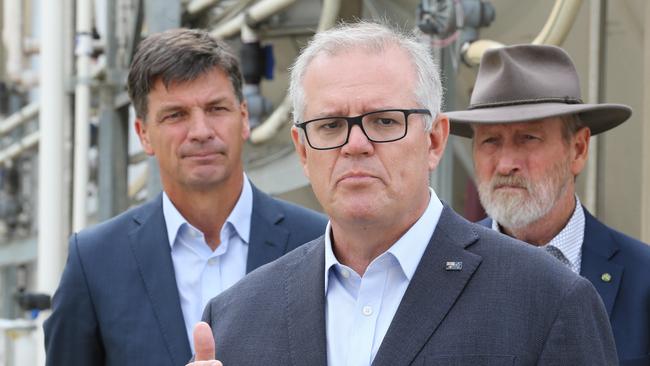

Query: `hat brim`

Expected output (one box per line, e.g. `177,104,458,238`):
446,102,632,138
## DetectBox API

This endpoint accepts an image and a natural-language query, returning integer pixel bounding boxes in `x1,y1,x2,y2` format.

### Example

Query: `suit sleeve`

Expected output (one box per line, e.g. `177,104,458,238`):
537,276,618,365
43,234,105,366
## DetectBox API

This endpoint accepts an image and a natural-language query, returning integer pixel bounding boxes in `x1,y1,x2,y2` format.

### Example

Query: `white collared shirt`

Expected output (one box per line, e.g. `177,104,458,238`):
324,188,443,366
492,195,585,273
163,174,252,352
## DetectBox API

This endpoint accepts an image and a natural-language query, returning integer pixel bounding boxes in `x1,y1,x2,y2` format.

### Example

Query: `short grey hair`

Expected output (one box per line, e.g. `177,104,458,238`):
127,28,243,120
288,21,442,131
560,114,587,142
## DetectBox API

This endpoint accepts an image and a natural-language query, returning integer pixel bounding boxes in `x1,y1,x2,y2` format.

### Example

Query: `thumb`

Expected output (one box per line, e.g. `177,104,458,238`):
193,321,216,361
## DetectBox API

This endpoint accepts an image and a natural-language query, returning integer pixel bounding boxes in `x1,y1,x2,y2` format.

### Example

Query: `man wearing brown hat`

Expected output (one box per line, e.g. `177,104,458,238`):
448,44,650,365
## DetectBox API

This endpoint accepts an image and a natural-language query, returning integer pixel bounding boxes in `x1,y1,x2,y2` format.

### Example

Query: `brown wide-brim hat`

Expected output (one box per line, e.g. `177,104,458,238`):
446,44,632,138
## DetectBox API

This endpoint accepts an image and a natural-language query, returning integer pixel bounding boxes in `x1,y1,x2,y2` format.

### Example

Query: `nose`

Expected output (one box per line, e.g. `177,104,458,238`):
187,112,215,142
494,147,521,176
341,124,374,155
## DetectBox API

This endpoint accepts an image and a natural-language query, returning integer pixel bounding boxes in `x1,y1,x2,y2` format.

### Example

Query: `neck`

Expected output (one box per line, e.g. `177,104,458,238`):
165,174,244,251
329,223,397,276
502,190,576,246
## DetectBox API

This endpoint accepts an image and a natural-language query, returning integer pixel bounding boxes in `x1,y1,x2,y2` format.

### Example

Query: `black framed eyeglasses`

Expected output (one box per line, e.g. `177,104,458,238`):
294,108,432,150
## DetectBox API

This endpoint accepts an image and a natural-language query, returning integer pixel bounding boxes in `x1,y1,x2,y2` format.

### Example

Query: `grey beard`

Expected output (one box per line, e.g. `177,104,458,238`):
478,182,555,229
477,165,571,230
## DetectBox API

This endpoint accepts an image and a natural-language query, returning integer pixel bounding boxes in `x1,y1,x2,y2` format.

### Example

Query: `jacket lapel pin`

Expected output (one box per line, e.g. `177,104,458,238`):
445,261,463,271
601,273,612,283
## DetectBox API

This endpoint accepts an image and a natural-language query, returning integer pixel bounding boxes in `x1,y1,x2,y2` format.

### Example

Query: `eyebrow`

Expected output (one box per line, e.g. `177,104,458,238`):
154,97,235,121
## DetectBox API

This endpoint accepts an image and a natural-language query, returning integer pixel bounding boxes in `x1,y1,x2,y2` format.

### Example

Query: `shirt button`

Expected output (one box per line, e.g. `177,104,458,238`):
340,269,350,279
362,305,373,316
208,258,217,265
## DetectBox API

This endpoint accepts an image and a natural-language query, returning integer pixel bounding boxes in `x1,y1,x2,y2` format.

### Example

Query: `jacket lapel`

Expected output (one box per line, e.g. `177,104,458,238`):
373,207,482,366
480,208,623,316
285,238,328,366
579,207,622,316
128,196,191,365
246,184,290,272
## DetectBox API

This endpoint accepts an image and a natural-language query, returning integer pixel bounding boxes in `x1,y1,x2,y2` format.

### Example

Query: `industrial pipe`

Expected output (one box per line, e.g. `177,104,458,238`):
37,0,66,310
2,0,24,83
72,0,94,231
462,0,583,65
532,0,583,45
0,131,39,165
210,0,297,39
0,102,39,136
583,0,605,215
249,0,341,144
250,95,291,143
187,0,222,15
461,39,504,66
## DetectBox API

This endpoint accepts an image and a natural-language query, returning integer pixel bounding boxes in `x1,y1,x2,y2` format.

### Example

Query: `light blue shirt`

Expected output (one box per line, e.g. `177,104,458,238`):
162,175,252,352
492,195,585,273
324,188,443,366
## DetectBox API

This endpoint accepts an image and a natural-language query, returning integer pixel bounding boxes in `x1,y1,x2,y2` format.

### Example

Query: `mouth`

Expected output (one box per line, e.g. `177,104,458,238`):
493,184,527,192
184,151,223,161
337,172,379,185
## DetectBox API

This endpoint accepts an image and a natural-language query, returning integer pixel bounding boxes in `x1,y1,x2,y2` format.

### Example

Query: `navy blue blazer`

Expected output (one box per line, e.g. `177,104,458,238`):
479,207,650,365
43,185,327,366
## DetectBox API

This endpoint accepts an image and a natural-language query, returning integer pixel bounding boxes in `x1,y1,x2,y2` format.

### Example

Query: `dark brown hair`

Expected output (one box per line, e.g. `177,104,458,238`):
127,28,243,120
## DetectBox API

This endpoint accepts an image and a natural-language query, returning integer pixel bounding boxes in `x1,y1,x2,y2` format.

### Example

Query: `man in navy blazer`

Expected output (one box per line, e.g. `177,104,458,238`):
43,29,326,366
188,22,617,366
447,44,650,365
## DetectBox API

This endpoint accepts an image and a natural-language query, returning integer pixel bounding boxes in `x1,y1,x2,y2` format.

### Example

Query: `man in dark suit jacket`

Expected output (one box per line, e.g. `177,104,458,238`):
188,22,617,366
447,44,650,365
43,29,326,366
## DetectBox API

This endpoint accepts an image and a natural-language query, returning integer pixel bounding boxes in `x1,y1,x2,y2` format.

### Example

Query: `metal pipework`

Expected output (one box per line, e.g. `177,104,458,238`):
37,0,67,324
584,0,606,215
249,0,341,144
532,0,584,45
0,102,39,137
0,132,39,165
210,0,297,39
462,0,583,65
2,0,24,84
187,0,222,15
73,0,94,231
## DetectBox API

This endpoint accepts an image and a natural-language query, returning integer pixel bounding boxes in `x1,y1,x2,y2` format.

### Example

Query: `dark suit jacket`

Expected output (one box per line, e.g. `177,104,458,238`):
43,185,327,366
479,207,650,366
202,206,617,365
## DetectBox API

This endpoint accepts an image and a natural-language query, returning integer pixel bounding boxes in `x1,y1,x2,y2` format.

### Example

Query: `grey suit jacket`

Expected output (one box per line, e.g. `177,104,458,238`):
203,206,617,365
44,184,327,366
479,209,650,365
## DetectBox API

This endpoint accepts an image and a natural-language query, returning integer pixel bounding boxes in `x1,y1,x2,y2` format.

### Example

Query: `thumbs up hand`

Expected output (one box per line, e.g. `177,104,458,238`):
186,322,223,366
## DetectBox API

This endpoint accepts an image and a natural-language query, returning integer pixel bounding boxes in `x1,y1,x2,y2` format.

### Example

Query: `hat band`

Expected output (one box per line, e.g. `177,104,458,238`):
468,96,583,110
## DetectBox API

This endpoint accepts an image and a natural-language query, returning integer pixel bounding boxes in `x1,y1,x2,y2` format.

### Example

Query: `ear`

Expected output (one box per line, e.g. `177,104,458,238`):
427,113,450,171
135,118,155,156
291,126,310,179
239,100,251,140
570,126,590,176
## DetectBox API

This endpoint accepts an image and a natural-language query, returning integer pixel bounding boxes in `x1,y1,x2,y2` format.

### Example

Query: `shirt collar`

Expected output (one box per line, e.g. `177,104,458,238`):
162,173,253,248
324,187,444,291
492,195,585,270
163,192,186,249
227,174,253,244
543,196,584,271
